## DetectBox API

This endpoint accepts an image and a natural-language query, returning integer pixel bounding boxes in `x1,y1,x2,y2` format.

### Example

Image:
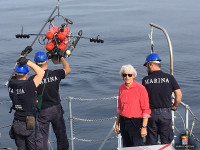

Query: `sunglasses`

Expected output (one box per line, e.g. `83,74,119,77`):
122,74,133,77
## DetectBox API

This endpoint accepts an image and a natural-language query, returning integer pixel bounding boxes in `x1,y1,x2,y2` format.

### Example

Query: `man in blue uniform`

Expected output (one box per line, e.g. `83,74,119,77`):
8,51,45,150
32,50,71,150
142,53,182,145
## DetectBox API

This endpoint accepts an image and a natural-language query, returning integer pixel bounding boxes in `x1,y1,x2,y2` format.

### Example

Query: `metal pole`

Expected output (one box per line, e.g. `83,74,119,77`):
30,6,58,47
116,96,122,149
180,101,190,135
149,23,173,75
68,97,74,150
171,110,175,146
185,105,189,136
98,123,115,150
180,101,187,107
118,131,122,149
171,93,176,146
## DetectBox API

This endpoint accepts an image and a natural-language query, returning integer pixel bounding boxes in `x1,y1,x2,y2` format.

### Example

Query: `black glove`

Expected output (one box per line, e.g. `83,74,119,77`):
21,46,32,56
57,49,65,58
171,105,177,111
17,57,29,65
46,51,53,59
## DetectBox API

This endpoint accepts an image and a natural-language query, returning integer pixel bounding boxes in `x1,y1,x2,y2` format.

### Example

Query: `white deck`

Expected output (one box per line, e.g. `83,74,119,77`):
118,144,175,150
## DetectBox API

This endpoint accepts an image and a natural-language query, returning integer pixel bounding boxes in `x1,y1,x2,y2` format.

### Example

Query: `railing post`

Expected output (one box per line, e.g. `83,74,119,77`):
171,93,176,146
117,132,122,149
185,105,189,136
116,96,122,149
171,110,176,146
68,97,74,150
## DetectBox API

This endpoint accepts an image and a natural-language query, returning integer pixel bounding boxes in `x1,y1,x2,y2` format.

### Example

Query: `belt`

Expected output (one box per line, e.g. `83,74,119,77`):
120,115,142,120
120,116,133,120
151,108,171,112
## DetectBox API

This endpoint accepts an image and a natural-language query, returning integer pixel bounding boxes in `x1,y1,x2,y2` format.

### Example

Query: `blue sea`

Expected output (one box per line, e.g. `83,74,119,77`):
0,0,200,149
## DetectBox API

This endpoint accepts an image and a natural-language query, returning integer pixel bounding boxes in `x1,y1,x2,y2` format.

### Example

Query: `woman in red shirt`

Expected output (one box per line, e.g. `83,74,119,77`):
114,64,151,147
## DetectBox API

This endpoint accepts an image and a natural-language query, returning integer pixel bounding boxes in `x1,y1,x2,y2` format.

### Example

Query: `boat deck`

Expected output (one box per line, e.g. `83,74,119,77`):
118,144,174,150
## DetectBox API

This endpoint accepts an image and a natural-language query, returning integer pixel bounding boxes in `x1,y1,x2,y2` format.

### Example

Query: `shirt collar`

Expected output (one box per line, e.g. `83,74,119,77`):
150,70,162,75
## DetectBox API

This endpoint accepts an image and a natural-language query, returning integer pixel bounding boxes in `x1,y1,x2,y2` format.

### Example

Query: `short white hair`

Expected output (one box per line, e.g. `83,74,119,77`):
119,64,137,78
36,61,47,65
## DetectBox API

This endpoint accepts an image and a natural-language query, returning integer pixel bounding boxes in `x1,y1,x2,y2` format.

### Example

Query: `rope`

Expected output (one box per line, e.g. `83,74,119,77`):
62,96,117,101
190,118,195,137
49,141,57,144
188,107,200,121
0,100,12,104
47,136,117,143
174,125,184,135
0,124,11,129
72,116,116,122
75,136,116,142
175,110,186,130
0,96,117,104
191,133,200,143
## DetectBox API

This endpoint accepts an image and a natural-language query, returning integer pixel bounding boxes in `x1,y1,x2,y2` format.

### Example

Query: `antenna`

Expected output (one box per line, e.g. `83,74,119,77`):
57,0,60,16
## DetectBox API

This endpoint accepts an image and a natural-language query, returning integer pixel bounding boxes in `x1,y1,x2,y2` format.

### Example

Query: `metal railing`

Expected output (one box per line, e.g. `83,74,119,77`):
0,97,200,149
67,96,118,150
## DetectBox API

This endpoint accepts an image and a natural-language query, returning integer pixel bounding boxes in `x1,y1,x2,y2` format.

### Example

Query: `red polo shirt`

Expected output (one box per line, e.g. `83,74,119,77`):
117,80,151,118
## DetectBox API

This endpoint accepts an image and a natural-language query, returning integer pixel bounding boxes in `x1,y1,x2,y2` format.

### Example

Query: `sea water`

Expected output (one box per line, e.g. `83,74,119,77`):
0,0,200,149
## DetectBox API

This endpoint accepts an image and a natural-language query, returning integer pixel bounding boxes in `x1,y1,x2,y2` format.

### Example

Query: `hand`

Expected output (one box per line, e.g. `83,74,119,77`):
141,127,147,137
171,105,177,111
114,124,120,134
46,51,53,59
57,49,65,58
21,46,32,56
17,57,29,65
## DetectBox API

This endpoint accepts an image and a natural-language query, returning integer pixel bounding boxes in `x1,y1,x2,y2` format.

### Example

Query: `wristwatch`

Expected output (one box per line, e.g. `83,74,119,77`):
142,125,147,128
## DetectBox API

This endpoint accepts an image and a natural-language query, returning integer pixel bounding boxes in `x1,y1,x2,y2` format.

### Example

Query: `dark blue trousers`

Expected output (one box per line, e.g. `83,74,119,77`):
120,116,144,147
11,119,43,150
146,108,174,145
38,104,69,150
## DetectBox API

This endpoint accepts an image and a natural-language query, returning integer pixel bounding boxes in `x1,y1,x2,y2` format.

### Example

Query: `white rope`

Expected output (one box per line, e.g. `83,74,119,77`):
0,100,12,104
72,116,116,122
62,96,117,101
75,136,116,142
0,124,11,129
175,110,186,130
47,136,117,143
